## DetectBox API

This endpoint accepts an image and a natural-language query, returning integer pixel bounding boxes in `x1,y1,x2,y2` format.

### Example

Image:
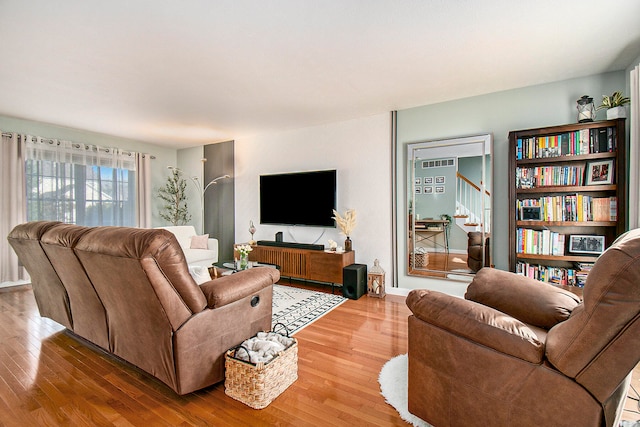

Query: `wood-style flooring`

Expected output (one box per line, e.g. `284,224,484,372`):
0,282,638,426
0,282,411,426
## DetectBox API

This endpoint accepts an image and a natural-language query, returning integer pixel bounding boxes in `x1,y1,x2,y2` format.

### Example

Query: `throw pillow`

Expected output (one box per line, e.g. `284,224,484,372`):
190,234,209,249
188,266,212,285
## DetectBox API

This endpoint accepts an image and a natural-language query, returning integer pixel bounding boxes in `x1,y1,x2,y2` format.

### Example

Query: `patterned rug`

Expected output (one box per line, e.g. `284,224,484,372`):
272,284,347,335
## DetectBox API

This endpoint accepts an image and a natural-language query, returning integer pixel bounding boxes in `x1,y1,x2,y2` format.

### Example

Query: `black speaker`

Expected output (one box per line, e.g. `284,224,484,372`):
275,231,283,242
342,264,367,300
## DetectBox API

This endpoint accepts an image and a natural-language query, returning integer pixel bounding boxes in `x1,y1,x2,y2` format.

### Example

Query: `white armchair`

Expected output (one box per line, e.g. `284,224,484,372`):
156,226,219,268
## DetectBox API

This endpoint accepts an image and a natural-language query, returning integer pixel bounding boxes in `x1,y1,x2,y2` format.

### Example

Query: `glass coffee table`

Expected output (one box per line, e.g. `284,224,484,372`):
209,261,280,278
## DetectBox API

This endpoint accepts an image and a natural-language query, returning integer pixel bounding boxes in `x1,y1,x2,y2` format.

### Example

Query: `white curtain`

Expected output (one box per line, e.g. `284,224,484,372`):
0,132,27,282
630,64,640,229
136,152,152,228
25,138,137,226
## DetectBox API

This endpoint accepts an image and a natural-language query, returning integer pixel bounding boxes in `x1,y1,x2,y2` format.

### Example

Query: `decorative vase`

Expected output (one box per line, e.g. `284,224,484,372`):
239,253,249,270
344,236,352,252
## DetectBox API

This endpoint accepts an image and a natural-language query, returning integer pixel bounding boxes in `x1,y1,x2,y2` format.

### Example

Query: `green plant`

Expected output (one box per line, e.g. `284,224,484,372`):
597,91,630,110
158,168,191,225
440,213,452,230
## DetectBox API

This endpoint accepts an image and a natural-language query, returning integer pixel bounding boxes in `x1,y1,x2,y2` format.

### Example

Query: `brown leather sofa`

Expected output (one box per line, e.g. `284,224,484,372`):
407,228,640,427
7,221,279,395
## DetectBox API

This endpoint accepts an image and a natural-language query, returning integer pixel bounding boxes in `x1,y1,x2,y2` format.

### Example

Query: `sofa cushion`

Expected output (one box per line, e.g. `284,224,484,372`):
182,248,217,263
465,268,580,329
190,234,209,249
157,225,197,249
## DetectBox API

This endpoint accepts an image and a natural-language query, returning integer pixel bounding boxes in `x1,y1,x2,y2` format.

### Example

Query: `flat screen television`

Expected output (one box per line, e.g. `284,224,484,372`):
260,169,337,227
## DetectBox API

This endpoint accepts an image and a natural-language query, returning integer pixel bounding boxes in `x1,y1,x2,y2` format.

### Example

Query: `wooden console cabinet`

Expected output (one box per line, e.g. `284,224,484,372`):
250,245,355,285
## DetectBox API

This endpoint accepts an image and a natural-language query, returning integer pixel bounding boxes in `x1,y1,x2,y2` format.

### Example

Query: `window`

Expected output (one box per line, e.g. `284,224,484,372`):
25,139,136,226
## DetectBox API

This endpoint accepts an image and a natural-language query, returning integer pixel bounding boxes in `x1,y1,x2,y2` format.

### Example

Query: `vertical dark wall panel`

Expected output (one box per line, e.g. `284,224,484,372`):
204,141,235,262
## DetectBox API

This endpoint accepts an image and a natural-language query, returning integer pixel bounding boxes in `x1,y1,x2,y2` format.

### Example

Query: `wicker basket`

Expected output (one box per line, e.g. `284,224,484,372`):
224,326,298,409
410,251,429,267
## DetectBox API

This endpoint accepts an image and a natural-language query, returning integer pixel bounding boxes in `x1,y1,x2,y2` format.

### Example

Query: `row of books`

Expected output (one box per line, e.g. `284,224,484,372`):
516,228,566,256
516,165,584,188
517,195,617,222
516,127,617,160
515,261,593,287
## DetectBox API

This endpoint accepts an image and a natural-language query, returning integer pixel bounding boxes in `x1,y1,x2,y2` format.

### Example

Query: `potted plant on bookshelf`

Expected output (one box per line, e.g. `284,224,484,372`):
597,91,630,120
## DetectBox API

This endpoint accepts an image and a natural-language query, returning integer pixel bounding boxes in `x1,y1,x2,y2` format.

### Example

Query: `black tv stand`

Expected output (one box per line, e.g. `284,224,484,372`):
256,240,324,251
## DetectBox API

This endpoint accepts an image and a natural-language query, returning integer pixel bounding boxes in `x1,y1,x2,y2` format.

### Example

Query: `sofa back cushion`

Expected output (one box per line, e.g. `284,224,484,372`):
72,226,207,391
41,224,110,350
156,225,197,249
7,221,73,329
546,228,640,402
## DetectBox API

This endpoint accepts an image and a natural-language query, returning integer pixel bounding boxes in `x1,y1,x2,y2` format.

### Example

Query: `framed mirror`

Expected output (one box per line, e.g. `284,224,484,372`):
406,134,492,280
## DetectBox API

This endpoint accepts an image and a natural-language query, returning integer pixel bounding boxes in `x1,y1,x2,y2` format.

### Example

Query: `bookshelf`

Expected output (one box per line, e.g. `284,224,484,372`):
508,119,626,287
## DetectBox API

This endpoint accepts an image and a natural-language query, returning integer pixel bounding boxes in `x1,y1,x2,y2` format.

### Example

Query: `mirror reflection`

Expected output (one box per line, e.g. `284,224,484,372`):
408,134,492,279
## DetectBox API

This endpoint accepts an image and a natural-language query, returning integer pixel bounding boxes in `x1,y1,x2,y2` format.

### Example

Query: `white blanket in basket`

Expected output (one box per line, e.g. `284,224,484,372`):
236,332,295,364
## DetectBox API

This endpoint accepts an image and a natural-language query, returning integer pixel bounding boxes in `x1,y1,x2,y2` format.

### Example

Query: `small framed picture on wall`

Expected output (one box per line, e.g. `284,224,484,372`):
435,186,445,194
415,186,422,194
424,186,433,194
424,177,433,184
435,176,445,184
415,177,422,185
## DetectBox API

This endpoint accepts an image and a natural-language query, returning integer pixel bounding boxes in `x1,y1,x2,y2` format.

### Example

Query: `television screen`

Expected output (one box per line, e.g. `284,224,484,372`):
260,170,337,227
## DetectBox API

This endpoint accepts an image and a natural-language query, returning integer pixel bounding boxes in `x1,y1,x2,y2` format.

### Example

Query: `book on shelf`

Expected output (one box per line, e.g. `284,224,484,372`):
515,261,592,287
517,195,617,222
516,228,565,256
515,126,616,160
515,165,584,188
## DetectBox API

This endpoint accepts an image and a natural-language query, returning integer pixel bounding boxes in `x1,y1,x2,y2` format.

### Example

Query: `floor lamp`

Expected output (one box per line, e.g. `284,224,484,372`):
167,165,230,234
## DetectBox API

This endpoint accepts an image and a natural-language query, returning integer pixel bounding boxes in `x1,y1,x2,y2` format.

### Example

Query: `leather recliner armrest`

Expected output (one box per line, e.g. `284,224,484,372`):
407,289,545,364
199,267,280,308
465,268,581,329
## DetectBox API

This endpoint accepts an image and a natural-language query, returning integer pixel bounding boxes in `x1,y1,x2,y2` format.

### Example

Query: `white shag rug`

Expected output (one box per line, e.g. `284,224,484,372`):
379,354,433,427
271,284,346,335
380,354,637,427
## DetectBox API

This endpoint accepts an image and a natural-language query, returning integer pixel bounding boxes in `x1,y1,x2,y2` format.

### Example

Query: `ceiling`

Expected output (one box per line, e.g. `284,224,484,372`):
1,1,640,148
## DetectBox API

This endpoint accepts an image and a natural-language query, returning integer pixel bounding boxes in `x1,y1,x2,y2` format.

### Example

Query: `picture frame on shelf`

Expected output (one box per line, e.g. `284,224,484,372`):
568,235,605,255
424,177,433,184
435,176,445,184
585,159,614,185
423,186,433,194
520,206,542,221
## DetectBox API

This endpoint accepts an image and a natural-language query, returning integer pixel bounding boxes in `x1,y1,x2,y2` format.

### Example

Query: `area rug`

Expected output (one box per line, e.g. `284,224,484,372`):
379,354,432,427
271,284,347,335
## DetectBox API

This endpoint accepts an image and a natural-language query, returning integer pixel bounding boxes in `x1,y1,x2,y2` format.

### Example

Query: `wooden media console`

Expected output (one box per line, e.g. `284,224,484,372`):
250,244,355,286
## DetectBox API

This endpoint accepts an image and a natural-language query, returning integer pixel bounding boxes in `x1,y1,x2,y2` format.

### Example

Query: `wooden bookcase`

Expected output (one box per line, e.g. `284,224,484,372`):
250,244,355,285
508,119,626,285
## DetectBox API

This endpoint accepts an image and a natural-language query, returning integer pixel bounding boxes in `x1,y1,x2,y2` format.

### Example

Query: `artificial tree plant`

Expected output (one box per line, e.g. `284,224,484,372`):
158,168,191,225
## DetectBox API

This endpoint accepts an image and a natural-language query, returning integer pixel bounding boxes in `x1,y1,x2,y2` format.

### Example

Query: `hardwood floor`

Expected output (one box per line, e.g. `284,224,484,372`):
0,283,411,426
1,282,638,426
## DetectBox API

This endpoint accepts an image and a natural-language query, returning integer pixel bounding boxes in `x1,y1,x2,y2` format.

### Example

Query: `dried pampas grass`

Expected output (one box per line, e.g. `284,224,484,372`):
332,209,356,236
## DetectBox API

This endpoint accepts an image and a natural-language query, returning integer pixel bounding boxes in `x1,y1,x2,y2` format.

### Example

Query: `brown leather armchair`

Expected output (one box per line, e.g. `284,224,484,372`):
407,228,640,427
467,231,490,272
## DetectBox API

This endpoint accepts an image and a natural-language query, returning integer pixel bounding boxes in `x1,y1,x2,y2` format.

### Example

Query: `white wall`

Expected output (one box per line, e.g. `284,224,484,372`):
234,113,392,276
396,71,626,293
